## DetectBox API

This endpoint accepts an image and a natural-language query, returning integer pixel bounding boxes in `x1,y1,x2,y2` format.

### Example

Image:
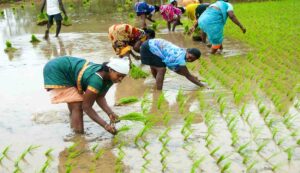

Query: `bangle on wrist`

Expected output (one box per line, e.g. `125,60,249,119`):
104,124,109,129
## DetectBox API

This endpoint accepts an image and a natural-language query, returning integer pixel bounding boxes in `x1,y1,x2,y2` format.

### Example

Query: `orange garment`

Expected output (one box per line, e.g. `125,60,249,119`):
50,87,83,104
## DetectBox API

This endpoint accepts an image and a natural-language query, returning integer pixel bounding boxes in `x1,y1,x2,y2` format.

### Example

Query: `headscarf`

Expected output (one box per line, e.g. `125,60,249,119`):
107,57,130,75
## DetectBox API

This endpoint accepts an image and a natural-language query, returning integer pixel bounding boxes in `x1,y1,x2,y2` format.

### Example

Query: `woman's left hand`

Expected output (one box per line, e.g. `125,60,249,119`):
108,112,120,123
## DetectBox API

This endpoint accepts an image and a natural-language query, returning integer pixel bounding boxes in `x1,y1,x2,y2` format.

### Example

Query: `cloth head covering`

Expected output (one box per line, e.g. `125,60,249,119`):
107,57,130,75
170,0,177,3
187,48,201,58
118,45,131,56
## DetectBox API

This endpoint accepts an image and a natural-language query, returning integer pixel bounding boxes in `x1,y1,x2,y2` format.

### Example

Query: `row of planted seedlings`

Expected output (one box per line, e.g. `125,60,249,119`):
213,53,300,148
199,57,284,170
0,144,61,173
199,51,297,170
178,89,211,173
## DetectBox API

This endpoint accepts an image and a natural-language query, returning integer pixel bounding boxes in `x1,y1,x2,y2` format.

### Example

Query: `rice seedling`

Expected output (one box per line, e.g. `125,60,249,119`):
163,112,171,126
118,112,147,122
217,154,233,167
237,142,250,154
219,101,226,115
256,140,269,153
284,147,294,161
157,92,166,110
141,91,151,114
44,148,53,158
181,113,195,141
297,139,300,145
190,156,206,173
39,159,50,173
246,160,258,172
134,121,154,146
62,16,72,26
271,162,285,172
37,12,48,25
221,161,231,173
0,10,4,17
30,34,40,43
1,145,10,157
130,64,149,79
210,146,220,156
115,141,126,173
67,142,78,153
65,163,74,173
20,5,25,9
4,40,17,53
115,96,139,106
91,143,98,153
93,148,105,161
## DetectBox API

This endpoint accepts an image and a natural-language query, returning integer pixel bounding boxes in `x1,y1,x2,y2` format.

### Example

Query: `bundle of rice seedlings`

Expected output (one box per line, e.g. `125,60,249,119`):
30,34,40,43
37,13,48,25
4,40,17,53
118,112,147,122
62,16,72,26
115,96,139,106
130,64,149,79
1,10,4,16
151,22,159,31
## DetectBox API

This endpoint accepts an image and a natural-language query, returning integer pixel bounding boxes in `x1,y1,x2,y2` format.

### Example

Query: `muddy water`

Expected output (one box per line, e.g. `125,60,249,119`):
1,1,299,173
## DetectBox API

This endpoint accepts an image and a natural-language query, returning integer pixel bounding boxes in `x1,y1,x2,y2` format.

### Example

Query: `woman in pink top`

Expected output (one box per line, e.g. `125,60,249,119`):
160,0,185,31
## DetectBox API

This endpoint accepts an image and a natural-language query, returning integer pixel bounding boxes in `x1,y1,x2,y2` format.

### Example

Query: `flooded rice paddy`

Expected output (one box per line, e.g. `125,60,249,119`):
0,0,299,173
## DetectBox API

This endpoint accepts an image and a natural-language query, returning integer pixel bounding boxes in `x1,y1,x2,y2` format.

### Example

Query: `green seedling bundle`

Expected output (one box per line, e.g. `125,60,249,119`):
36,13,48,25
4,40,17,53
130,64,149,79
30,34,40,43
116,96,139,106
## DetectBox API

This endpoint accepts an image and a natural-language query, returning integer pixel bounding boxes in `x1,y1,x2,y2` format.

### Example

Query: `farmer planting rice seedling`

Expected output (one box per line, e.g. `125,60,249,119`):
134,1,160,29
193,0,246,53
108,24,156,59
140,38,206,90
43,56,130,134
0,0,300,172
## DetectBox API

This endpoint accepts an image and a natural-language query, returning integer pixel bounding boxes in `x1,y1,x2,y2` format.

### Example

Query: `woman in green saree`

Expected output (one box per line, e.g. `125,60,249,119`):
43,56,130,135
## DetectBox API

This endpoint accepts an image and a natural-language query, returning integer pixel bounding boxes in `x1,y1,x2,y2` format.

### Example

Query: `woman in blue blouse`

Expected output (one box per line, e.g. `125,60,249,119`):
140,38,206,90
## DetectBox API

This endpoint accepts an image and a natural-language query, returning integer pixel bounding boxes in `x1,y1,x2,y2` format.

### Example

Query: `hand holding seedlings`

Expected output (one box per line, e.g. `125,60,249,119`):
105,123,117,135
108,112,120,123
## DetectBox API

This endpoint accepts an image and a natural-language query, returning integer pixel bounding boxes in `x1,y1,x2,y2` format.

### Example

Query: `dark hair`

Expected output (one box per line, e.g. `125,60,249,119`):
178,7,185,14
100,62,109,72
144,28,156,39
154,5,160,12
171,1,177,6
187,48,201,59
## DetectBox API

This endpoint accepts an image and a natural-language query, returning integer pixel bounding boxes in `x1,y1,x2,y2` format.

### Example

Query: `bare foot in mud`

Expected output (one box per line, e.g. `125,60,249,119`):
206,43,212,48
44,30,49,40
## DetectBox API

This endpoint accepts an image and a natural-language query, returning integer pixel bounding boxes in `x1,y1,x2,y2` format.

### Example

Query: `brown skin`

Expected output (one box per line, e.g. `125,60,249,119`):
41,0,68,38
153,52,206,90
69,68,126,135
140,13,156,29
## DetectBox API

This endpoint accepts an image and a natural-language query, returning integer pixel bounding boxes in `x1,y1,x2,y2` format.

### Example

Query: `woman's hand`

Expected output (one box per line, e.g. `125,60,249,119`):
108,112,120,123
104,124,117,135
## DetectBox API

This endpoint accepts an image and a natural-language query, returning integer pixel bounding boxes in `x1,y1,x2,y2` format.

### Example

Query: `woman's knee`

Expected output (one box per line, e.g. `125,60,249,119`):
68,102,83,112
